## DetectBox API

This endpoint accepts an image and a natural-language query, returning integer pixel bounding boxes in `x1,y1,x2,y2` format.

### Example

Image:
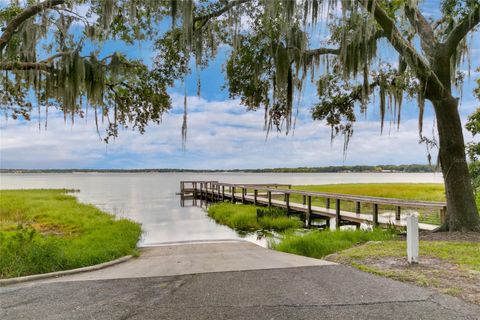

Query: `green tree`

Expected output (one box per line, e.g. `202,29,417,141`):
159,0,480,231
0,0,174,141
1,1,480,231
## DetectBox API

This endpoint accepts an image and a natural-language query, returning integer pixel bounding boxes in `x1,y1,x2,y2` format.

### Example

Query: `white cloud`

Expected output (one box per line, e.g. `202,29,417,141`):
3,93,475,169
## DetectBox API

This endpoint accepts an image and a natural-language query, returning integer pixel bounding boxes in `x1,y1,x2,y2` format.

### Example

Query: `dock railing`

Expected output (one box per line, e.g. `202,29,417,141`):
179,181,447,231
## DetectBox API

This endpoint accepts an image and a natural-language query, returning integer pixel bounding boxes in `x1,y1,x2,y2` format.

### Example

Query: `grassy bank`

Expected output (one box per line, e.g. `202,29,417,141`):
0,189,141,278
207,203,303,232
327,240,480,304
271,229,397,258
292,183,446,201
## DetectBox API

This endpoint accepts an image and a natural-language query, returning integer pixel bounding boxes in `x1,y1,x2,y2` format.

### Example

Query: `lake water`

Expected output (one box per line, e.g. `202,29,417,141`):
0,172,443,246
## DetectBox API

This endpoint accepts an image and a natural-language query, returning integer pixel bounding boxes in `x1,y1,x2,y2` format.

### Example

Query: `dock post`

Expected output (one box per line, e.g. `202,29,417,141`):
307,196,312,228
268,191,272,206
335,199,341,229
373,203,379,227
242,187,245,204
326,198,330,209
286,193,290,214
254,189,258,206
395,206,401,221
302,195,306,206
180,182,184,207
222,186,225,201
355,201,361,214
205,183,209,207
200,183,205,207
231,186,236,204
440,206,447,224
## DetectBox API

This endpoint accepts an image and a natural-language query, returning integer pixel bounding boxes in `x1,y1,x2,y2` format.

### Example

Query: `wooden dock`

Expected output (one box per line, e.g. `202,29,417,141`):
179,181,446,231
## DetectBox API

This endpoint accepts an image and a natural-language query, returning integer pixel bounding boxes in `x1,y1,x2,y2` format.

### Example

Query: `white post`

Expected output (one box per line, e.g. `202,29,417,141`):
330,218,336,231
406,215,419,264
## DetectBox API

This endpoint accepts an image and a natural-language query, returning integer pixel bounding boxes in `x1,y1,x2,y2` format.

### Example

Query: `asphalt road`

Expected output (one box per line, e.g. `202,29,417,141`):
2,265,480,319
1,241,479,319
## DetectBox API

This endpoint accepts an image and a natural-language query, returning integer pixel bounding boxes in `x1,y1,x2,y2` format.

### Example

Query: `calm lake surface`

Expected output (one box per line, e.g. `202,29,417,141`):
0,172,443,246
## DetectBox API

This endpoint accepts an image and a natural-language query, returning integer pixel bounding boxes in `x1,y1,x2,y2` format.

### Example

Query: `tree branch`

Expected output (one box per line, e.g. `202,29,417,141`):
0,61,53,71
55,7,91,28
432,17,447,30
444,4,480,57
0,0,66,53
359,0,444,94
193,0,251,31
304,29,386,59
39,51,73,63
404,4,436,56
304,47,340,58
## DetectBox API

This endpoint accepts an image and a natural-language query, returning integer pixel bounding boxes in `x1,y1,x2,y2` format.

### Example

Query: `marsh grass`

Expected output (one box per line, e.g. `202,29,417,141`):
271,229,397,259
207,203,303,232
0,189,141,278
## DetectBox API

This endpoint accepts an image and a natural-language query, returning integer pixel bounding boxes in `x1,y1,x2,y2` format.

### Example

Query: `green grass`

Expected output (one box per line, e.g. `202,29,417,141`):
0,189,142,278
327,239,480,303
207,203,303,232
286,183,446,225
336,240,480,271
271,228,397,259
292,183,446,201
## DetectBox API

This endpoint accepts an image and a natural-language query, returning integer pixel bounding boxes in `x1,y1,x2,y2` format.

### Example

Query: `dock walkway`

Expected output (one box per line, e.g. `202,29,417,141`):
180,181,446,231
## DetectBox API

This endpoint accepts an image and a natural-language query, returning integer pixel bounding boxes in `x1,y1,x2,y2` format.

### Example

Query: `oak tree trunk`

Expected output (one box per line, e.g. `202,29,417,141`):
431,95,480,231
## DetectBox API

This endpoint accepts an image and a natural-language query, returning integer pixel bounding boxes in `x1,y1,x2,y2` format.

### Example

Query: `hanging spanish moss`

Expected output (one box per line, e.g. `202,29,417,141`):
417,86,425,139
2,0,478,161
182,85,188,150
1,0,171,140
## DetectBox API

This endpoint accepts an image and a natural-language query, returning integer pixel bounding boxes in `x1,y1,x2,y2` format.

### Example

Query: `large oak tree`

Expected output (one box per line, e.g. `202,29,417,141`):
1,0,479,231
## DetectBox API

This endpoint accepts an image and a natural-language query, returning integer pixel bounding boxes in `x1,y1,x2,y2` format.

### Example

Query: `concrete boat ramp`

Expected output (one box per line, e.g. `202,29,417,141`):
1,240,479,319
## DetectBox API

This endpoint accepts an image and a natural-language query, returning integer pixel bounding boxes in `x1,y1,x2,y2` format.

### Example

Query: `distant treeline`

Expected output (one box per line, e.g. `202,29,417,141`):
1,164,440,174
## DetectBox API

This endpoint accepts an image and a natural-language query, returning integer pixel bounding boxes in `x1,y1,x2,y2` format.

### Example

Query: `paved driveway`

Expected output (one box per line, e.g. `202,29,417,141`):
1,241,479,319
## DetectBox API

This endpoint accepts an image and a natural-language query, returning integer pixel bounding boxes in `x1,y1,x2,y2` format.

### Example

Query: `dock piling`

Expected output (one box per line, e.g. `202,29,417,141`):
373,203,379,227
335,199,341,229
307,196,312,228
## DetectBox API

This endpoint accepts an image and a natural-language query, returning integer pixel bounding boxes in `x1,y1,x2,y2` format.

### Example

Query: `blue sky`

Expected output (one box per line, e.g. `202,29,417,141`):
0,1,479,169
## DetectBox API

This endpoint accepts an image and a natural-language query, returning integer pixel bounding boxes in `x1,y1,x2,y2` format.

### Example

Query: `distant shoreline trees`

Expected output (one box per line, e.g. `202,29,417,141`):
0,164,441,174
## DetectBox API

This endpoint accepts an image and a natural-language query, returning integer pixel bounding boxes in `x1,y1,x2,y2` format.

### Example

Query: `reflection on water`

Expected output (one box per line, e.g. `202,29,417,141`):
0,172,442,246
